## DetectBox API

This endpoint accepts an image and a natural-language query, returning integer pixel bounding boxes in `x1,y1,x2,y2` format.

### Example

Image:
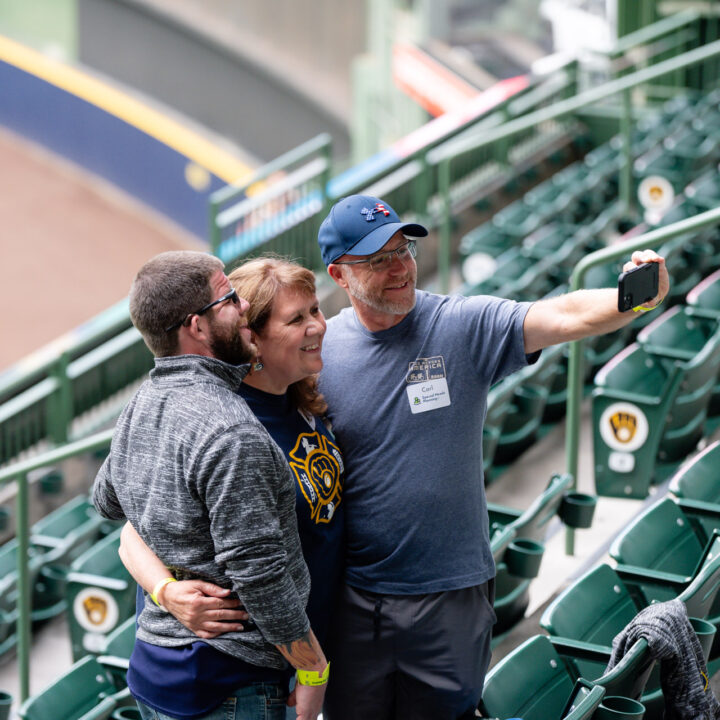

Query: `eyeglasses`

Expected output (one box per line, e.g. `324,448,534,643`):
334,239,417,273
165,288,239,333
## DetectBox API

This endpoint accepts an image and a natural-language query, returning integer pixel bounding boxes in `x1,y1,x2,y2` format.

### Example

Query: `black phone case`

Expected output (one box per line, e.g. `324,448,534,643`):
617,262,659,312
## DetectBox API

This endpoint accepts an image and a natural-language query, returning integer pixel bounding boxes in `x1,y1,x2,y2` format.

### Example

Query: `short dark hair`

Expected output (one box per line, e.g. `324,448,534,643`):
129,251,224,357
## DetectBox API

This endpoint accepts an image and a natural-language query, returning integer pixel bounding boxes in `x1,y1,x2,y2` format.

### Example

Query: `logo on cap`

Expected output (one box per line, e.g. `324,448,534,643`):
361,203,391,222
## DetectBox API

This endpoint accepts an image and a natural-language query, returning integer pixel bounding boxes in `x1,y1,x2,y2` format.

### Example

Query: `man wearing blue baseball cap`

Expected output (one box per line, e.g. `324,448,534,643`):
317,194,669,719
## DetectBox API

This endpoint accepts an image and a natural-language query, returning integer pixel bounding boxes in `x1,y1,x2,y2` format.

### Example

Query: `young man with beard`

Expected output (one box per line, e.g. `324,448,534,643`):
92,251,328,720
317,195,669,719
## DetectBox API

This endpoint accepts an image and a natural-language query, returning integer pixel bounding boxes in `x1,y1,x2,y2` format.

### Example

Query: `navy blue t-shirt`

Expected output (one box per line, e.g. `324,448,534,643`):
128,385,344,718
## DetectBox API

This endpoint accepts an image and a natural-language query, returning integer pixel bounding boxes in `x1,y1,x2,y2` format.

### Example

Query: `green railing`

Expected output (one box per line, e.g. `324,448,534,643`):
209,133,333,272
0,429,113,701
429,38,720,292
564,205,720,554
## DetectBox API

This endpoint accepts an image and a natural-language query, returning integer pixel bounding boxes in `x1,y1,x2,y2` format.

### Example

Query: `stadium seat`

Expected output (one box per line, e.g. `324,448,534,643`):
65,529,136,662
541,552,720,718
488,473,574,632
670,440,720,509
478,634,649,720
30,495,115,620
636,307,720,459
17,655,131,720
30,496,108,566
98,616,136,690
492,198,547,239
634,125,718,193
495,343,565,462
592,307,720,498
0,540,51,658
687,269,720,320
685,168,720,213
608,498,709,603
483,373,526,480
608,497,720,667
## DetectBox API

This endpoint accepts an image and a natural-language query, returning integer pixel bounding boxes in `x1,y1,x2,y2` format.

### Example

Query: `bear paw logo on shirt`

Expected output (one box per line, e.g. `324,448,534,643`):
289,432,343,524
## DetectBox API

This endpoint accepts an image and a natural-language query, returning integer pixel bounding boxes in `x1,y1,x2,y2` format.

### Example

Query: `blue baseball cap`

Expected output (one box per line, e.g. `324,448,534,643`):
318,195,428,266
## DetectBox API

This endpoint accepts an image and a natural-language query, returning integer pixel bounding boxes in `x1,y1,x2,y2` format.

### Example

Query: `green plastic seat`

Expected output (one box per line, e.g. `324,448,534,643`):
670,440,720,507
687,269,720,320
592,342,681,498
478,634,649,720
31,495,108,566
609,497,720,664
483,374,525,481
593,309,720,498
492,199,546,239
609,498,704,601
17,655,131,720
0,540,49,659
65,529,135,662
542,546,720,718
30,495,115,621
685,168,720,212
459,221,515,260
488,473,573,633
495,344,565,463
636,307,720,461
98,615,136,689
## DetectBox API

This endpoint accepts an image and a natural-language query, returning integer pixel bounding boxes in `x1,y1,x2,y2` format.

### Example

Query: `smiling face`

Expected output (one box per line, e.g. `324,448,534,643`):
335,230,418,322
253,286,327,393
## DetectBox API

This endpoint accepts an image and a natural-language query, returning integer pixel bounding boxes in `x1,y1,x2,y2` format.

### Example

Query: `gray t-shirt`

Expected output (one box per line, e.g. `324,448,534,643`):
319,290,535,594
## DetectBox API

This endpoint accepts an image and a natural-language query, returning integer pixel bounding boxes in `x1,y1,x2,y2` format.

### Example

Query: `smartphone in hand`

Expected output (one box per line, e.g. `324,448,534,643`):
617,262,659,312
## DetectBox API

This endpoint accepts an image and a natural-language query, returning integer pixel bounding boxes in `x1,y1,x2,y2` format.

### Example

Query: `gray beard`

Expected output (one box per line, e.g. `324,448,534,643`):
345,272,417,316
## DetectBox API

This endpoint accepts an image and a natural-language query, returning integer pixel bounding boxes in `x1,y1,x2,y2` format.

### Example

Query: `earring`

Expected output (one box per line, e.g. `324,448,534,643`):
253,357,264,371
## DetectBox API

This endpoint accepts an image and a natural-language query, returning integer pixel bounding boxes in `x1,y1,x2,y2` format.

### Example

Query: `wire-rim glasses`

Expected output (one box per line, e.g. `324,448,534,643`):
334,239,417,273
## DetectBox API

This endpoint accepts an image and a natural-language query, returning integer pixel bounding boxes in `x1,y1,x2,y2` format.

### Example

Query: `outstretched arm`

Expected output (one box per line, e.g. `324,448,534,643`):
119,522,248,638
523,250,669,354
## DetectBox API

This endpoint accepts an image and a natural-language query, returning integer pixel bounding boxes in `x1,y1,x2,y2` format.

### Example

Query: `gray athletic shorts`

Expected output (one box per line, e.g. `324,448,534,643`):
323,580,496,720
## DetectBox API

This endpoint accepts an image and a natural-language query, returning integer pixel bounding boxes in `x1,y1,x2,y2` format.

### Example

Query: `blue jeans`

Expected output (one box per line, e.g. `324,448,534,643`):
136,682,288,720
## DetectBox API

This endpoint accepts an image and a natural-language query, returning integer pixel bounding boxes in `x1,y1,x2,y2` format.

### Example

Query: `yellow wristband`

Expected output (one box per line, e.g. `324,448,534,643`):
296,662,330,687
633,296,664,313
151,577,177,607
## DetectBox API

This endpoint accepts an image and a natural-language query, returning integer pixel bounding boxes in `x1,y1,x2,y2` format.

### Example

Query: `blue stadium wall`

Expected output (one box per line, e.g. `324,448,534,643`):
0,35,253,240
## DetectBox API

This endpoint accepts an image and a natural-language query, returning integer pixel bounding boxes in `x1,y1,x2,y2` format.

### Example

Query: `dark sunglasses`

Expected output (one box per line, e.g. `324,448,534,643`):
165,288,239,333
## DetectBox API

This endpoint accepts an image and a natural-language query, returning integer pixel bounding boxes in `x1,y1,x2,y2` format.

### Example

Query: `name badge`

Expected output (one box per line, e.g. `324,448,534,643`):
406,378,451,414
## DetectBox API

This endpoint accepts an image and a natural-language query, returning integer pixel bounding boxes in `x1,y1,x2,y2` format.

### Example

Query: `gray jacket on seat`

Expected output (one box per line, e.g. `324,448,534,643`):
92,354,310,670
606,598,720,720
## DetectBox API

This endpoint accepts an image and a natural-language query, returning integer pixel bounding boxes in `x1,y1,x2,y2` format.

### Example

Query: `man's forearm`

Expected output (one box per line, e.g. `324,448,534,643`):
276,629,327,672
523,251,669,353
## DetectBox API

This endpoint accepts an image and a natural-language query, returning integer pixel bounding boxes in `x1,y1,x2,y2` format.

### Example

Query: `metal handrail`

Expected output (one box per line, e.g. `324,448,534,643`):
0,429,114,701
565,206,720,554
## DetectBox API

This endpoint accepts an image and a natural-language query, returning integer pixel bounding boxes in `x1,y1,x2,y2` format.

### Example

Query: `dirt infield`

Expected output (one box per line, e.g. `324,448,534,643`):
0,127,203,371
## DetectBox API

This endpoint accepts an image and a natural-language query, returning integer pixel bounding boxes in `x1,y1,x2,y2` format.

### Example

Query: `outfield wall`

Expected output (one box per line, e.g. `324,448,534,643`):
0,35,253,239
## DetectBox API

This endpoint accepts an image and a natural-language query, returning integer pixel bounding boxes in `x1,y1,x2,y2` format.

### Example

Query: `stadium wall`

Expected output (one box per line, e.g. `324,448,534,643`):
77,0,354,162
0,34,253,239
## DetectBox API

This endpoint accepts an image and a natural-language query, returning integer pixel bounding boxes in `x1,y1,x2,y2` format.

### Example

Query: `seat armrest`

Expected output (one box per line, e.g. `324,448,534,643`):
549,636,612,663
614,563,690,592
676,497,720,520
